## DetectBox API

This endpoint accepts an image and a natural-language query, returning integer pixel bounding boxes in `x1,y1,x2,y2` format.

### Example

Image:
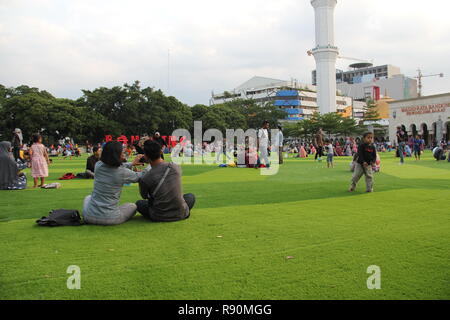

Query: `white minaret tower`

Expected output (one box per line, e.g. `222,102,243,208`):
310,0,339,114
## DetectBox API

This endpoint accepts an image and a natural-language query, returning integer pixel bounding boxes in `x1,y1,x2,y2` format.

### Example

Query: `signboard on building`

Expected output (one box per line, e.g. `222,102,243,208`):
400,103,450,116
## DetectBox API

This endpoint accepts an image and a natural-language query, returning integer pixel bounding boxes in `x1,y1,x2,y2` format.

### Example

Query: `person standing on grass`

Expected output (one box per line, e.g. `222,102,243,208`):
153,132,168,160
257,120,270,168
325,139,334,168
314,128,324,161
413,135,423,161
12,128,23,161
349,132,377,193
136,140,195,222
396,126,407,165
83,141,150,226
30,134,49,188
276,125,284,165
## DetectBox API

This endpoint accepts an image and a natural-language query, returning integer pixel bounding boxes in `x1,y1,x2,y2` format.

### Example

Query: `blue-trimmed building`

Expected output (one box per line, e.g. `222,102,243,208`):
275,90,304,121
210,76,356,122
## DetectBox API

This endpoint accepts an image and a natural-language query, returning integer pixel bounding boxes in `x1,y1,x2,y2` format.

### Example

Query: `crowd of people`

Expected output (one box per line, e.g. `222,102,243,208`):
284,127,450,166
1,124,449,226
395,125,450,163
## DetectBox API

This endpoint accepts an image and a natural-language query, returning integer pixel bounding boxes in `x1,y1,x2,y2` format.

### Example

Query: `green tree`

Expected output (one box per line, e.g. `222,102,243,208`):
281,122,300,138
319,112,343,138
191,104,209,121
338,117,364,137
363,99,380,121
296,118,318,140
211,104,247,130
200,111,227,132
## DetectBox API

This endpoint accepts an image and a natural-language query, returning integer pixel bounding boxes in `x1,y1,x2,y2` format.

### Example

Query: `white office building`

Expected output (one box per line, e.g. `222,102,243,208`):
210,76,364,122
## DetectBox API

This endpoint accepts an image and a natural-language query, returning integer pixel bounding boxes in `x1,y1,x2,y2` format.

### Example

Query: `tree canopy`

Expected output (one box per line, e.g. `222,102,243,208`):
282,112,364,140
0,82,369,144
0,82,286,144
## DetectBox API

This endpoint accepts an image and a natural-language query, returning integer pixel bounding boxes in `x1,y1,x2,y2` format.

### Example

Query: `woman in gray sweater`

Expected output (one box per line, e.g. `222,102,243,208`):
83,141,150,226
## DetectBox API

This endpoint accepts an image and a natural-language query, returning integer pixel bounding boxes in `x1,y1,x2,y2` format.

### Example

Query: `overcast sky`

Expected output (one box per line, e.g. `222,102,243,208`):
1,0,449,105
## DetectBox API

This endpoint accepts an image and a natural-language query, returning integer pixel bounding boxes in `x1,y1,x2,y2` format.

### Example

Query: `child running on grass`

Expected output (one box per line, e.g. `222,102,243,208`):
349,132,377,193
326,140,334,168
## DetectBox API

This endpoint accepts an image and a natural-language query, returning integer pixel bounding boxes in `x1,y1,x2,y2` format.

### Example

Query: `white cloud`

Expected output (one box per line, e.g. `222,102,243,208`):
0,0,449,105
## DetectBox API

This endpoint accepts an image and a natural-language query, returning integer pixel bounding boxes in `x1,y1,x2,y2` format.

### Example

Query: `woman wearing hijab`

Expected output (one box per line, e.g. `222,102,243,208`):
299,144,308,158
0,141,28,190
12,128,23,161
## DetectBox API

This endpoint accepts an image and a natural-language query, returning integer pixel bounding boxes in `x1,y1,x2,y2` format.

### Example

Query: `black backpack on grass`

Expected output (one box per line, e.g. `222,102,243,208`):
36,209,83,227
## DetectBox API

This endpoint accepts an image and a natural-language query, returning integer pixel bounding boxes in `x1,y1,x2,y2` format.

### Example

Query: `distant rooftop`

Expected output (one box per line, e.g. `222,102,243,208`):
349,62,373,69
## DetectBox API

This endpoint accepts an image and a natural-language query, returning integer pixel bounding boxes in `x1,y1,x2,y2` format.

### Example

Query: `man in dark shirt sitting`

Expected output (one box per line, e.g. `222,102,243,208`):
85,146,101,178
136,140,195,222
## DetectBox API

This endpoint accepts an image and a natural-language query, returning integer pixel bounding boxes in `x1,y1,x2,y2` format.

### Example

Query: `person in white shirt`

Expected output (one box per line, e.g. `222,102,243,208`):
258,120,270,168
326,140,334,168
276,125,284,164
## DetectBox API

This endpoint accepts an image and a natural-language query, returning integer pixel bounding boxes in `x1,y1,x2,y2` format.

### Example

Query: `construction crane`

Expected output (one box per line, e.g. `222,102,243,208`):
415,69,444,97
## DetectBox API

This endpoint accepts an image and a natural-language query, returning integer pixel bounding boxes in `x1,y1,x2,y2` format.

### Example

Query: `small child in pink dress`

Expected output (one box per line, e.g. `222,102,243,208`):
30,134,49,188
299,145,307,158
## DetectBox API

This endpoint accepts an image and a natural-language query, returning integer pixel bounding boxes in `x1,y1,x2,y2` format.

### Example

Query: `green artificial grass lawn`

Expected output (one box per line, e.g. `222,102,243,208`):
0,152,449,300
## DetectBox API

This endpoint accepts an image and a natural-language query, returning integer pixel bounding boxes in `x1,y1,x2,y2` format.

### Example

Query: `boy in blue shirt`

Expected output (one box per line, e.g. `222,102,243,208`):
413,135,423,160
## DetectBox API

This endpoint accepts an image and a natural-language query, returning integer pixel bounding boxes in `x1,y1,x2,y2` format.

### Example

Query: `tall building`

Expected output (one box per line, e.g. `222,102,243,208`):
312,63,401,86
337,73,418,101
312,63,418,101
210,76,364,122
310,0,339,114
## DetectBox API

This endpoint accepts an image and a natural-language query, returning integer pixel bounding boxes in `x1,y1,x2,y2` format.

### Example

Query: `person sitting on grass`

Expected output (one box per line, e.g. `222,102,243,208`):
83,141,150,226
85,146,102,179
432,146,446,161
135,140,195,222
63,147,73,160
349,132,377,193
0,141,28,190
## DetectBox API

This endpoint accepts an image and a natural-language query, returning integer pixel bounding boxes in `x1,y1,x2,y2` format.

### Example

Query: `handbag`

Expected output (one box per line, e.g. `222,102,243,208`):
36,209,82,227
